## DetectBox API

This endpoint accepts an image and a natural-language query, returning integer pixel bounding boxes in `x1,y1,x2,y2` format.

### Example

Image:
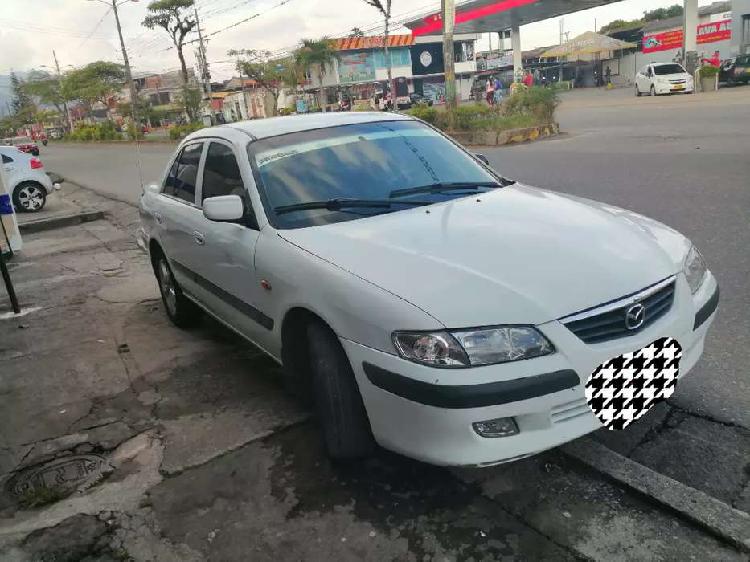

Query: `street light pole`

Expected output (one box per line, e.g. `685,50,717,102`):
110,0,139,131
52,51,74,132
442,0,458,110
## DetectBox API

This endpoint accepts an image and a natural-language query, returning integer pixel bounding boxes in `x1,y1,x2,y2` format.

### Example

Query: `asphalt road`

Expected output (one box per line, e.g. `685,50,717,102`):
482,87,750,431
41,87,750,431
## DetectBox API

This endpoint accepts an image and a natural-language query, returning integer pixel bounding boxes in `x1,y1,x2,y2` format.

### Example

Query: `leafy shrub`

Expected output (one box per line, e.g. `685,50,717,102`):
405,105,438,125
168,122,204,140
699,65,719,78
66,122,122,142
504,86,559,123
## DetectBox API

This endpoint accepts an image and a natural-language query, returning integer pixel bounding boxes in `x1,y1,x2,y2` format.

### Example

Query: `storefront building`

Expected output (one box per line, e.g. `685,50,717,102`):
733,0,750,54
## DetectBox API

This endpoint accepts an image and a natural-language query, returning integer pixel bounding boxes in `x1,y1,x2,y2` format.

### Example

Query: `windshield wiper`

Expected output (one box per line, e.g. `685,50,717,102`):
389,181,510,199
274,198,432,215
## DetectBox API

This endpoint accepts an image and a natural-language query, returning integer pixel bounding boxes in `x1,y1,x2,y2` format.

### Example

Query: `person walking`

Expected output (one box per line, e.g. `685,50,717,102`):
605,65,612,85
493,76,504,104
485,78,495,105
522,70,534,88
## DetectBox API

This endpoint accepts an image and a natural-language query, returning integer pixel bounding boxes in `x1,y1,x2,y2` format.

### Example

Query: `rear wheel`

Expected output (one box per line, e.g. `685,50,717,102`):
154,253,200,329
12,182,47,212
307,321,374,461
635,85,642,97
650,85,656,97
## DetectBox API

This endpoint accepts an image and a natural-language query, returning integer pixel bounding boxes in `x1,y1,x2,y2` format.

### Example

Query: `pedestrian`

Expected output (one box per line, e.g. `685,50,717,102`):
605,65,612,85
493,76,504,104
486,78,495,105
522,70,534,88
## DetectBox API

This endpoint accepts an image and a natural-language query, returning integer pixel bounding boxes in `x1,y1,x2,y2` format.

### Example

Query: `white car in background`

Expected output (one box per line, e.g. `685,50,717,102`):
138,113,719,467
0,146,56,212
636,62,695,96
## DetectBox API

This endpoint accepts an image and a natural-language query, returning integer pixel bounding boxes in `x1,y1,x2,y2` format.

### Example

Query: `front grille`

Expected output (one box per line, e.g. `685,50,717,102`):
564,281,676,344
669,79,687,84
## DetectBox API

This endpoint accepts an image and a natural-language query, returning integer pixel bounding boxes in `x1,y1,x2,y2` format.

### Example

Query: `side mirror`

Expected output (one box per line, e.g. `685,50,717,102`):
475,153,490,165
203,195,245,222
144,183,160,195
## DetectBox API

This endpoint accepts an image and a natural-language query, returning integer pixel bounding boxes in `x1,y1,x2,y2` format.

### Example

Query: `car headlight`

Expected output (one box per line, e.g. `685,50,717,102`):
684,244,707,294
393,327,554,368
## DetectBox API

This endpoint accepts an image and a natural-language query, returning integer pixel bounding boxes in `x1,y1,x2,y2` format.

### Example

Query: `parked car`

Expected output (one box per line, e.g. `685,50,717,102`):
719,55,750,86
7,136,41,156
137,112,719,466
408,92,434,107
0,146,57,212
636,63,695,96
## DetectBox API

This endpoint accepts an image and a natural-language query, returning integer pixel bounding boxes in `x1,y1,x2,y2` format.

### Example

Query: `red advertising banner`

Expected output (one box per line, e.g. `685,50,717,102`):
642,20,732,53
697,20,732,44
642,29,683,53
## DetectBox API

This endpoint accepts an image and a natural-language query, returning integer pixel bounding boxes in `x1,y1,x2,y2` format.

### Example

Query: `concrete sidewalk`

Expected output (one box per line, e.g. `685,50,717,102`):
0,187,747,561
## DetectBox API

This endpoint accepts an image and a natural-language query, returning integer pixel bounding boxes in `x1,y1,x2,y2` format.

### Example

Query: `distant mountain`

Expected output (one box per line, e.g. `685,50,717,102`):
0,75,12,117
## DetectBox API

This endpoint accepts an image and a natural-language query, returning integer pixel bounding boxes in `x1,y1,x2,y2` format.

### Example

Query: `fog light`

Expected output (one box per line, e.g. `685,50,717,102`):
472,417,519,438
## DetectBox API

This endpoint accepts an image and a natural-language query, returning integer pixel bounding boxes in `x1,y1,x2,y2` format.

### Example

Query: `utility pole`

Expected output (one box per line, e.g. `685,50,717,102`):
194,6,213,124
53,51,73,131
110,0,139,132
442,0,457,111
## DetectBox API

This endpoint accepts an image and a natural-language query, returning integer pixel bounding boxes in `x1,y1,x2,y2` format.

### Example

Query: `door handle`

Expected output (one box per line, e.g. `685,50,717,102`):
193,231,205,246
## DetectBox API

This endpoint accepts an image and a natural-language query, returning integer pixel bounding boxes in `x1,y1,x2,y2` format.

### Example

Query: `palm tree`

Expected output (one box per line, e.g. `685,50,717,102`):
295,38,338,111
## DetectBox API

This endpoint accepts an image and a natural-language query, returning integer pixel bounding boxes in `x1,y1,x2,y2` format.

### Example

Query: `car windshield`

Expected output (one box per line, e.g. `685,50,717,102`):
654,64,686,75
248,120,503,229
737,55,750,65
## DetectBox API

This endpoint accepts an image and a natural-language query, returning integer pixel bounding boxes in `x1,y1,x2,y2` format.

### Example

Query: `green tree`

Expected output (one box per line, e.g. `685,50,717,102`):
644,5,683,22
294,38,338,110
62,61,125,114
22,70,65,116
362,0,393,100
142,0,198,118
349,27,365,38
230,49,298,116
10,72,35,122
177,86,202,123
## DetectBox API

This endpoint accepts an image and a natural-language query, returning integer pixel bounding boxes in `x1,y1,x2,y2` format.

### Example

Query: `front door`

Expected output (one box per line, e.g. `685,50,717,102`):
192,140,269,346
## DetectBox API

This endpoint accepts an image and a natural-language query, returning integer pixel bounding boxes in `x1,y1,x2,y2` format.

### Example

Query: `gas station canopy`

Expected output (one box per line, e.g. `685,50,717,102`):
403,0,627,36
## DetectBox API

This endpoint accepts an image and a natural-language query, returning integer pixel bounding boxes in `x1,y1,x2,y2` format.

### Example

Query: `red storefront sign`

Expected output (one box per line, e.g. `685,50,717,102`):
411,0,539,36
642,20,731,53
697,20,732,44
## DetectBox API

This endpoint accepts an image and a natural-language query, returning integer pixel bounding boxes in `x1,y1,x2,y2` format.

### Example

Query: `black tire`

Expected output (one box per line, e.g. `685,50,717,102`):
12,182,47,212
153,252,201,329
307,321,374,460
635,85,641,97
650,85,656,97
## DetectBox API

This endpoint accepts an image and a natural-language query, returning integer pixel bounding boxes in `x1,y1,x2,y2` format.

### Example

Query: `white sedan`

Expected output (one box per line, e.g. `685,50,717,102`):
0,146,56,212
636,62,695,96
137,113,719,467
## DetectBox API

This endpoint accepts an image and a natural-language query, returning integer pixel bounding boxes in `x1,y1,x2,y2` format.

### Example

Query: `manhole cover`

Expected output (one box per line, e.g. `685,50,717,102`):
6,454,109,504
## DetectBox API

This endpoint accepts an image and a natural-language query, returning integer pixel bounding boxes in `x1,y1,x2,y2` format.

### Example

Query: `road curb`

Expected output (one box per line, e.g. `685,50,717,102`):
18,210,106,234
561,437,750,553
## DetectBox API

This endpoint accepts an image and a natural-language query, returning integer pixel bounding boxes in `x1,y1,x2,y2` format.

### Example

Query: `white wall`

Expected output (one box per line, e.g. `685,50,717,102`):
733,0,750,54
374,65,412,80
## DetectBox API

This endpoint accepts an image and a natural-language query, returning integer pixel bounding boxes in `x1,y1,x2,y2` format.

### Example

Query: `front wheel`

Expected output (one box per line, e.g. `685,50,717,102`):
635,85,642,97
307,321,374,461
650,85,656,97
154,254,200,329
12,182,47,212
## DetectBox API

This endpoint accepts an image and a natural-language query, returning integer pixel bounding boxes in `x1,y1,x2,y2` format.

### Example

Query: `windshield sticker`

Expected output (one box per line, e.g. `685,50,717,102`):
256,128,437,168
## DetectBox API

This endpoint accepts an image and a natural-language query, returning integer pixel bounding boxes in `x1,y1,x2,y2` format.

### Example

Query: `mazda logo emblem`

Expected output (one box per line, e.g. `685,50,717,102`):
625,303,646,330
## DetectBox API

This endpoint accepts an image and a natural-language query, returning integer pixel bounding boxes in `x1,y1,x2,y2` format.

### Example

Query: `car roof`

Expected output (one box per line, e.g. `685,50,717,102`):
652,62,683,67
194,111,414,142
0,145,29,157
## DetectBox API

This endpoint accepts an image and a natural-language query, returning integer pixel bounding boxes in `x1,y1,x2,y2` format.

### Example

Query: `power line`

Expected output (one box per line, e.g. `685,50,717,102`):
79,6,114,48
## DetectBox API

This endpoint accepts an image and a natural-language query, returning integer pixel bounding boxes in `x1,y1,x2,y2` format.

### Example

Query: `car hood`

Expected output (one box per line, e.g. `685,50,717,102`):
278,185,689,327
656,72,690,80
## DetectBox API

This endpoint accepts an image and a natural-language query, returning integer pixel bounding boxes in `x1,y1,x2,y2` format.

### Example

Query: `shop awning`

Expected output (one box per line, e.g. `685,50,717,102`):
540,31,636,59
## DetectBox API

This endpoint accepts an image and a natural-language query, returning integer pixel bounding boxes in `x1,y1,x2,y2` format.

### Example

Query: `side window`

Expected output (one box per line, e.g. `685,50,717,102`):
164,142,203,203
1,154,12,164
202,142,245,202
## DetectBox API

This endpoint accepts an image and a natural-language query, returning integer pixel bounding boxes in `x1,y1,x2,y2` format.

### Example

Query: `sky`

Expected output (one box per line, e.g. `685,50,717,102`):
0,0,715,81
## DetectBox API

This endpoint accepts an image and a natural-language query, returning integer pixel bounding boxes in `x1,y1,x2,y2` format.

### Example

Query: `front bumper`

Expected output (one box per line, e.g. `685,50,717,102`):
343,274,718,467
655,83,693,95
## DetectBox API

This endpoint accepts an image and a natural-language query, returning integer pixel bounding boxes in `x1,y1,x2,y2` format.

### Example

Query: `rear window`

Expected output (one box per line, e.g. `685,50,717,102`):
654,64,686,75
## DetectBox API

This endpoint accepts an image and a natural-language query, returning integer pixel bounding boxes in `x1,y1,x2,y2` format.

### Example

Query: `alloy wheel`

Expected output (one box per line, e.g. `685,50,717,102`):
17,185,45,211
157,259,178,316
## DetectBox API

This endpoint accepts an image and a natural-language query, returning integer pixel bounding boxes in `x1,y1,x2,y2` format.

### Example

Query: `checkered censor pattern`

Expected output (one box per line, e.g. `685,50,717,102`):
585,337,682,431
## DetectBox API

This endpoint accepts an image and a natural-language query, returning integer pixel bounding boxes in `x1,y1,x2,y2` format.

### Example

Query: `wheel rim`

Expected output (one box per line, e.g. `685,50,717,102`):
17,185,44,211
157,260,178,316
650,86,655,96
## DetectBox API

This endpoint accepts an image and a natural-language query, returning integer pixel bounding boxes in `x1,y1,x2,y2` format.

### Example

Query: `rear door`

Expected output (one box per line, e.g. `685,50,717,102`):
192,140,271,344
157,141,209,299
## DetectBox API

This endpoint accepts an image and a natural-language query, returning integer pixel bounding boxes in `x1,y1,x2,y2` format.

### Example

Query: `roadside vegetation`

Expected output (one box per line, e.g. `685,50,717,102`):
405,86,559,133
